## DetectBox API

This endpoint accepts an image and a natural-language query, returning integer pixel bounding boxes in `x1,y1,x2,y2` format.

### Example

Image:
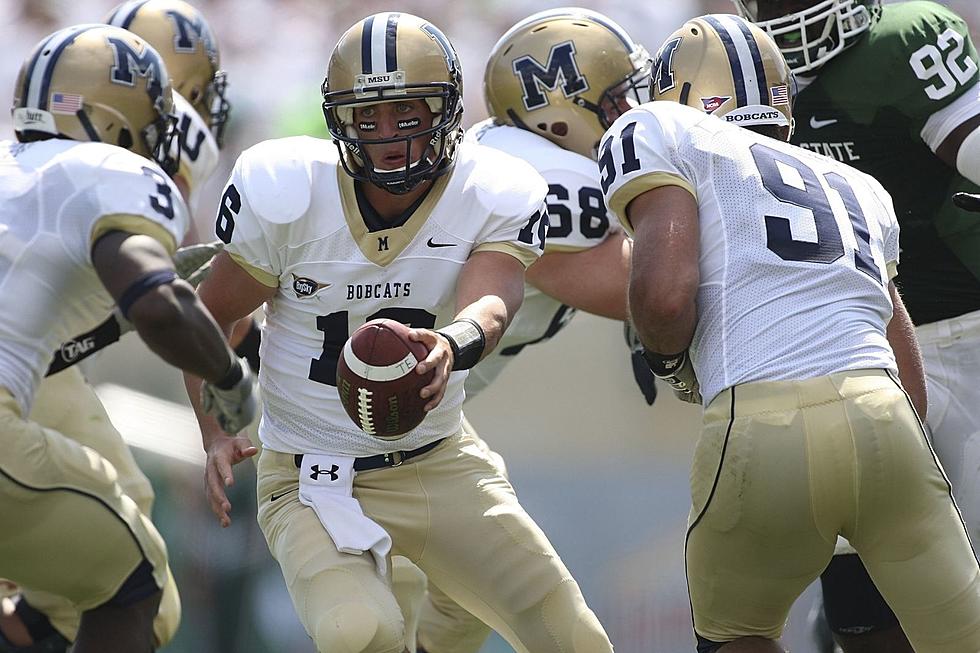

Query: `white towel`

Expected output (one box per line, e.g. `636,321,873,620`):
297,453,392,577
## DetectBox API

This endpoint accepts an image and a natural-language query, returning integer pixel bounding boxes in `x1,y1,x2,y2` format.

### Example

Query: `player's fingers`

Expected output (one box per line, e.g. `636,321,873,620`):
205,464,231,524
234,440,259,461
422,361,450,410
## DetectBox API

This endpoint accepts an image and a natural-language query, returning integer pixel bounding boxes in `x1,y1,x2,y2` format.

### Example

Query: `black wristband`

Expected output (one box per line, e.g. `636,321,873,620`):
214,357,243,390
437,318,486,371
641,349,688,378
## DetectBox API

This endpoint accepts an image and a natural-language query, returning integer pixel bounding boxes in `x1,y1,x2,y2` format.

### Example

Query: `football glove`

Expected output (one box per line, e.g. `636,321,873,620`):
201,356,258,434
623,321,658,405
953,192,980,213
174,240,223,288
642,349,702,405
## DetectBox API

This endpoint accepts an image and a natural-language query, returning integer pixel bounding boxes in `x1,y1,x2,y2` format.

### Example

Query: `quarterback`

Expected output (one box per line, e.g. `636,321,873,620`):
409,8,650,653
185,12,613,653
736,0,980,649
611,13,980,653
0,4,234,652
0,25,254,653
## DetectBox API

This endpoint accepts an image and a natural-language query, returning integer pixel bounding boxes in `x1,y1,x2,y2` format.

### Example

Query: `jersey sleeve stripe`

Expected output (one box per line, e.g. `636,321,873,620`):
472,242,539,269
608,171,697,235
90,213,177,256
227,252,280,287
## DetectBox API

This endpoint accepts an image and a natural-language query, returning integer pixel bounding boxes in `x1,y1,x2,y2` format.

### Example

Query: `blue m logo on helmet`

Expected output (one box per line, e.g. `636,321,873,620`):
512,41,589,111
107,36,164,89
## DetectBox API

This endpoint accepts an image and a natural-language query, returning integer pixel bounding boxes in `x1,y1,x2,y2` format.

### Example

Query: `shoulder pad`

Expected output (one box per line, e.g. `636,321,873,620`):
238,137,332,225
457,142,547,217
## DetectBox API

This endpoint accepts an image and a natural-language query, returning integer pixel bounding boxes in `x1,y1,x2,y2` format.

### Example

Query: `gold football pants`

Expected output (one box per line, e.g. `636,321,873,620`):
15,368,179,646
0,386,171,632
257,430,612,653
687,369,980,652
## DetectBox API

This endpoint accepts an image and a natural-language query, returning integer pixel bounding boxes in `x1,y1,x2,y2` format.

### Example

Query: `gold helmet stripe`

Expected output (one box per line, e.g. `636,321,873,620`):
106,0,151,29
702,14,768,108
26,25,98,111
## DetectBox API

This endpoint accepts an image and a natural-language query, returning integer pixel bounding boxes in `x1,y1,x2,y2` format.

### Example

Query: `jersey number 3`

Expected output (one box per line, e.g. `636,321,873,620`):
751,143,882,283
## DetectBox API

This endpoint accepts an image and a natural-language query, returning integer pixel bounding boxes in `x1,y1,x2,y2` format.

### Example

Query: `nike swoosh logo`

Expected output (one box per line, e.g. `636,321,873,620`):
270,488,297,502
426,237,457,248
810,117,838,129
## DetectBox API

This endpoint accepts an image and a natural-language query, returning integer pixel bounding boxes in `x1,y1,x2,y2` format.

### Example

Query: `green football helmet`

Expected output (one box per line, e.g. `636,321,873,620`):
733,0,881,74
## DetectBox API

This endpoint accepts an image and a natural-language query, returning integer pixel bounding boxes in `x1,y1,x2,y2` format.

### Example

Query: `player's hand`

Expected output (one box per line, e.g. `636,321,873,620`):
204,434,258,528
174,240,223,287
408,328,453,412
953,192,980,213
624,321,658,405
201,357,259,433
643,349,702,404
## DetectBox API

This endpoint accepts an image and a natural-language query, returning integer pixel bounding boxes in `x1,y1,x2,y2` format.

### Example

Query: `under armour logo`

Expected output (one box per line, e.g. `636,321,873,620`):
310,464,339,481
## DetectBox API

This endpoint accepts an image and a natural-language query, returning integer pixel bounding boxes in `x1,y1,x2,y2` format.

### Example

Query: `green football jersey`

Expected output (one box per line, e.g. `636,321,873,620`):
792,0,980,324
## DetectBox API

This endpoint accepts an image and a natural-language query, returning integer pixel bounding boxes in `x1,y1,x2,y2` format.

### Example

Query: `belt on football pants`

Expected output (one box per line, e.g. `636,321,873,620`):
293,437,446,473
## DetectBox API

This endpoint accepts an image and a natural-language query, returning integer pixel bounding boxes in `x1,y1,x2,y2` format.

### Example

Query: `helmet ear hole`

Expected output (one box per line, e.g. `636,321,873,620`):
550,122,568,137
117,128,134,150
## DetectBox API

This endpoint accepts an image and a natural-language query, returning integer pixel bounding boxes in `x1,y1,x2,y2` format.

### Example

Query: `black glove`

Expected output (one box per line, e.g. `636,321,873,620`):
623,321,658,405
642,349,702,405
953,192,980,213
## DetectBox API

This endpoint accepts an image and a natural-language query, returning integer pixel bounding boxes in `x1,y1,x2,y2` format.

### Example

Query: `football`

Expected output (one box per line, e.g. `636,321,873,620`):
336,319,433,440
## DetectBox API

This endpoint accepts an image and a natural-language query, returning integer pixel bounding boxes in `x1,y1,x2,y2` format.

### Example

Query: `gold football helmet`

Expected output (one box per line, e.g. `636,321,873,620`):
733,0,880,74
322,12,464,194
484,8,651,160
11,24,179,173
106,0,230,146
651,14,795,141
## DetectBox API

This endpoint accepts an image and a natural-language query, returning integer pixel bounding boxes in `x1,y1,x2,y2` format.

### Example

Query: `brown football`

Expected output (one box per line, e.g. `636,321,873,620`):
336,319,433,440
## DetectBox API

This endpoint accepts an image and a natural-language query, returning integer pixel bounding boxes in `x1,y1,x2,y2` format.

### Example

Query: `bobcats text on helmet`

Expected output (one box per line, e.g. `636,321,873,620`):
11,24,180,175
650,14,795,141
322,12,464,195
732,0,881,74
484,8,651,160
106,0,231,146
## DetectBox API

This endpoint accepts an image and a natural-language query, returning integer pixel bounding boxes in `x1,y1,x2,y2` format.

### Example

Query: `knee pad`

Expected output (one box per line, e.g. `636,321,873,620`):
313,602,403,653
820,553,899,635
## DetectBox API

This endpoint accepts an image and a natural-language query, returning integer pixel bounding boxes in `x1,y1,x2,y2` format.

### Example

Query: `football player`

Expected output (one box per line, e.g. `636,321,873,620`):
735,0,980,649
609,13,980,653
183,12,614,653
0,5,235,652
406,9,650,653
0,24,254,653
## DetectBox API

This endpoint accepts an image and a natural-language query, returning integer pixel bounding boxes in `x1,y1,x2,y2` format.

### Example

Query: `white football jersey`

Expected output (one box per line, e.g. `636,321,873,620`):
0,139,188,416
220,137,547,456
601,102,900,407
172,91,219,210
463,120,620,397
